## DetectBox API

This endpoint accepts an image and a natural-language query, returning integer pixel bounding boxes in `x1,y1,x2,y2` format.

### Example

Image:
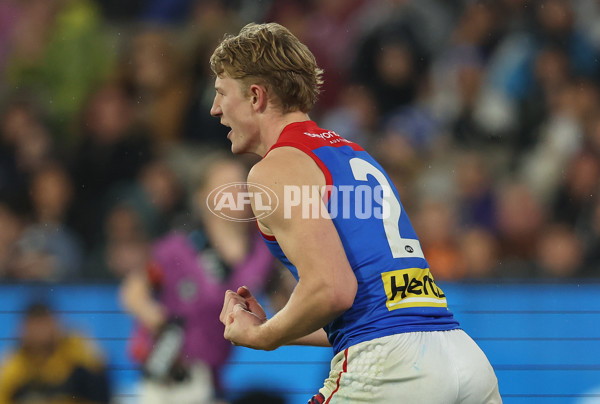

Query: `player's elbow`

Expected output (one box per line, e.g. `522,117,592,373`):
330,275,357,314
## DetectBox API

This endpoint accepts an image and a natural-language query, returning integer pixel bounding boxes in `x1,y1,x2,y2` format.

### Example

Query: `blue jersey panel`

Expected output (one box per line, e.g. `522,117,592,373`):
260,234,299,281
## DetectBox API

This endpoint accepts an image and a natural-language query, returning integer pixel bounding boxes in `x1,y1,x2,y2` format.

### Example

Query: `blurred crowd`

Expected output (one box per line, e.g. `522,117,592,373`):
1,0,600,283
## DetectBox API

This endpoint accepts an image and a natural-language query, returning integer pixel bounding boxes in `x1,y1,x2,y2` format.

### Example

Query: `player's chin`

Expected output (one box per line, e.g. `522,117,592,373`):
230,143,243,155
228,137,237,153
229,140,246,155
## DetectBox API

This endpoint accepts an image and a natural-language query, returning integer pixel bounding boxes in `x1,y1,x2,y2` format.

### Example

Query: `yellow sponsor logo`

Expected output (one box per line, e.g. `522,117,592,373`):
381,268,447,310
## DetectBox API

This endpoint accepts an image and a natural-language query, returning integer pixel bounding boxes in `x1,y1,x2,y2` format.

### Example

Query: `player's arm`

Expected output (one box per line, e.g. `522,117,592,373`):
220,287,331,347
289,328,331,347
222,147,357,350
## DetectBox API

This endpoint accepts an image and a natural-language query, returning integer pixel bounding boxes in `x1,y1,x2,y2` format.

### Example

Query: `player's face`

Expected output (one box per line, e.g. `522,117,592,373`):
211,75,259,155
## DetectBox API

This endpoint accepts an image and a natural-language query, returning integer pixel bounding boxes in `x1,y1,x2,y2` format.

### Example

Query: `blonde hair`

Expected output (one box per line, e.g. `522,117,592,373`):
210,22,323,113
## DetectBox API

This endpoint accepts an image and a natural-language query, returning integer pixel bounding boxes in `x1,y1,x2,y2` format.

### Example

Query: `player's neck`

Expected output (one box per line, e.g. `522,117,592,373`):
256,110,311,156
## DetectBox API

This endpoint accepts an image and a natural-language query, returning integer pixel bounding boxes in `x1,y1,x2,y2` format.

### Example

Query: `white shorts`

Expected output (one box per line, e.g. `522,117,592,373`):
315,329,502,404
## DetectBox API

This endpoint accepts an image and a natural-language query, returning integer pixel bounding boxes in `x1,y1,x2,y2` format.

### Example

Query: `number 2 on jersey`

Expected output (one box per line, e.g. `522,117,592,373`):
349,157,424,259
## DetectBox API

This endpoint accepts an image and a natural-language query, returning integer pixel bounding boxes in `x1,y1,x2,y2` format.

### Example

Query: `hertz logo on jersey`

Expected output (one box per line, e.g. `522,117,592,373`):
381,268,448,310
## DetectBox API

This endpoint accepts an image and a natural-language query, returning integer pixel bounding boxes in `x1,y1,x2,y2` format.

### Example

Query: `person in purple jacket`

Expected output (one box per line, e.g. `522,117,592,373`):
120,154,275,404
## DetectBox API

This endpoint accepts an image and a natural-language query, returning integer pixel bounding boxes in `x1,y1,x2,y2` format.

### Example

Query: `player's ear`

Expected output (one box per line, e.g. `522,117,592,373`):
249,84,267,111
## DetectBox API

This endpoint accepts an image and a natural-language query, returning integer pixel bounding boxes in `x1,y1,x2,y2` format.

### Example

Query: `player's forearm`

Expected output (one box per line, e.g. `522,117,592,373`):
288,328,331,347
256,278,352,350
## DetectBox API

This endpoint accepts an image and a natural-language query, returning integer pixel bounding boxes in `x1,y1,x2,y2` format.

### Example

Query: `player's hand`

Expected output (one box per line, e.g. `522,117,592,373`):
224,303,269,349
220,290,246,325
219,286,266,325
237,286,267,321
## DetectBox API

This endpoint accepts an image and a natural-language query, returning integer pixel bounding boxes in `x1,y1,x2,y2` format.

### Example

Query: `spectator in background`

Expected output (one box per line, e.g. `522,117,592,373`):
455,151,498,233
320,83,379,148
2,0,115,145
429,1,513,148
93,0,146,23
413,198,465,280
87,202,150,280
535,0,599,78
0,96,56,207
136,159,185,233
0,302,110,404
579,197,600,276
551,152,600,228
520,78,598,202
495,181,546,277
352,20,428,119
110,159,183,240
514,45,572,157
119,27,193,147
0,202,22,279
0,0,20,73
372,99,444,197
69,81,153,252
182,0,242,149
120,153,275,404
6,162,83,281
582,109,600,157
85,157,184,280
459,227,500,279
486,0,599,162
535,223,584,278
487,0,599,102
299,0,369,110
135,0,197,25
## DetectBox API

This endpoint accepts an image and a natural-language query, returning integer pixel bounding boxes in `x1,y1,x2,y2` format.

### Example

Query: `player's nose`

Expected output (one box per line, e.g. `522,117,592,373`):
210,99,221,117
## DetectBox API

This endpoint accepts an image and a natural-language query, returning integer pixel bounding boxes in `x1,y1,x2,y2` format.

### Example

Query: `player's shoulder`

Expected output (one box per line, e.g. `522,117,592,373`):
249,146,320,186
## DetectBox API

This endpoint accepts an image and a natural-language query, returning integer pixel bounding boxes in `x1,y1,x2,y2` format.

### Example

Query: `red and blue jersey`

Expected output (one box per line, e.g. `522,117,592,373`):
260,121,459,354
